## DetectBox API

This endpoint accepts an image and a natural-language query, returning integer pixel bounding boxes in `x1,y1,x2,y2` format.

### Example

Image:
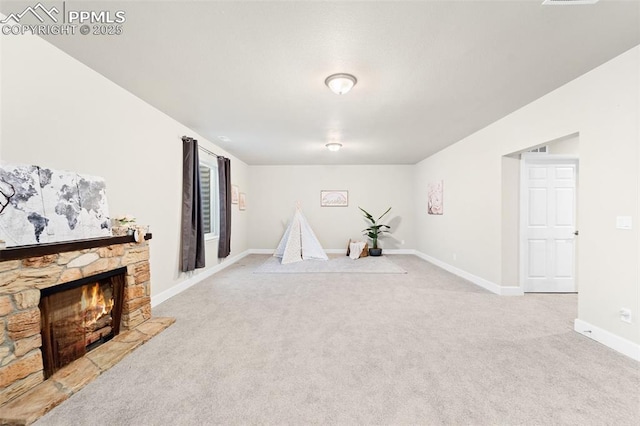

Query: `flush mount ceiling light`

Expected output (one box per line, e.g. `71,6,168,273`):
325,143,343,152
325,73,357,95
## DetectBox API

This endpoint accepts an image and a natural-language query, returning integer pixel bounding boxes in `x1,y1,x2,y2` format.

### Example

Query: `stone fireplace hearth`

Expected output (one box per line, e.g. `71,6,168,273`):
0,233,174,424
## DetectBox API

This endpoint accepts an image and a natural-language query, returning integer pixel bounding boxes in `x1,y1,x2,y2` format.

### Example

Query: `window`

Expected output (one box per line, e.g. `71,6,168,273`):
199,159,219,239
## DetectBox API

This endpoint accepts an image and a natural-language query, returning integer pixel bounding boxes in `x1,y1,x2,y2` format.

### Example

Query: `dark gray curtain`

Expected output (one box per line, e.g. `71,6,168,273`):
180,136,206,272
217,156,232,258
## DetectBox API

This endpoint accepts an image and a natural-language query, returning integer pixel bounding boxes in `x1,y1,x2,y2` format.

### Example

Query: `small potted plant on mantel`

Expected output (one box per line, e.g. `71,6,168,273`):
359,206,391,256
112,214,137,236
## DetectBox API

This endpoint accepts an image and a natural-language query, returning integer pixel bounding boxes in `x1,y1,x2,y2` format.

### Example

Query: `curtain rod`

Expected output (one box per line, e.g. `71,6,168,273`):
182,135,221,158
198,145,219,158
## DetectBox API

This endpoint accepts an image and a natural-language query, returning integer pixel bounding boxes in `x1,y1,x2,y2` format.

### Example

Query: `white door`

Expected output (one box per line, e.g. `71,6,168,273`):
522,158,578,292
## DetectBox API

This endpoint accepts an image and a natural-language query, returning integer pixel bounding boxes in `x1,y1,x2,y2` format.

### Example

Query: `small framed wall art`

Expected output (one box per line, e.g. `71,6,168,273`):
231,185,239,204
239,192,246,210
427,180,443,215
321,190,348,207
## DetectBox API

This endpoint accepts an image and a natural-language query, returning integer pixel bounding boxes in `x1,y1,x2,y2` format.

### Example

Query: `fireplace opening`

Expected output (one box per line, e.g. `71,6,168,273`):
39,267,126,378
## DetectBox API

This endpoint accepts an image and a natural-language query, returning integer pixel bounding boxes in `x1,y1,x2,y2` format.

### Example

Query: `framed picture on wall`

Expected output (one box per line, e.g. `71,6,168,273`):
321,190,348,207
428,180,443,215
239,192,246,210
231,185,239,204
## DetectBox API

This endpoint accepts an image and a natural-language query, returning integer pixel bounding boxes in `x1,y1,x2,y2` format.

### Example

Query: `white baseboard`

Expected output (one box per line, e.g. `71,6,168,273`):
248,248,275,254
151,250,250,307
413,250,524,296
250,248,416,255
325,248,347,254
574,319,640,361
378,249,416,255
325,248,415,254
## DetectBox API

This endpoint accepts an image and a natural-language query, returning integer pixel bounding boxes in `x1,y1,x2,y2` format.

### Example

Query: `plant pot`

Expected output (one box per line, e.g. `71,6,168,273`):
369,248,382,256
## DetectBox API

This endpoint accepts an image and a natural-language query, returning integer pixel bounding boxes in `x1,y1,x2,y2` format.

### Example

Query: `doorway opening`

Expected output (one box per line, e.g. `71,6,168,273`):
501,132,580,293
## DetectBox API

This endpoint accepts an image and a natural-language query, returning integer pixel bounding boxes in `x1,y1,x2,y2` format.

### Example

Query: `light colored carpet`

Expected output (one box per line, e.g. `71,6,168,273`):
254,254,407,274
36,255,639,425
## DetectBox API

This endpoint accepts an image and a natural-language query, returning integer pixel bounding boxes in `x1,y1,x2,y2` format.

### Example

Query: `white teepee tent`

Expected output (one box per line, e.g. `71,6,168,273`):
274,207,328,264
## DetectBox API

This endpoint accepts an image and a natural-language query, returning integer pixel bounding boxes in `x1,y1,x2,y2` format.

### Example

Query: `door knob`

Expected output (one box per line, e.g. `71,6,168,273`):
574,230,579,236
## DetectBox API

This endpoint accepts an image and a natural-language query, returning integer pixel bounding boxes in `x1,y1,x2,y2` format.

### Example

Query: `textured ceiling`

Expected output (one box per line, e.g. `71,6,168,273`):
5,0,640,164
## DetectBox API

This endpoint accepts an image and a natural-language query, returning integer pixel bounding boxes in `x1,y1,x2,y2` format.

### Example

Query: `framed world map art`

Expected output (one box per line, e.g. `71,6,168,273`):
0,164,111,247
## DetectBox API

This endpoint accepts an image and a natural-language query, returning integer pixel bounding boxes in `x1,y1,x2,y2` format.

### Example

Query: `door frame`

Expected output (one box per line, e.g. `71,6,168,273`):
519,154,579,292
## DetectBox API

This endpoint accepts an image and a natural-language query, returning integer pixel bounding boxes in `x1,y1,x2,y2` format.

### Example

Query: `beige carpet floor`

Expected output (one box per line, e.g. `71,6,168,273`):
36,255,639,425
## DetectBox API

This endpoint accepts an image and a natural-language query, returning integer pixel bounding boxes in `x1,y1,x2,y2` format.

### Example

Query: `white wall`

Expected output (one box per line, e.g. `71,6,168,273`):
0,31,249,298
0,31,3,157
249,165,414,251
548,133,580,155
414,46,639,345
500,156,520,287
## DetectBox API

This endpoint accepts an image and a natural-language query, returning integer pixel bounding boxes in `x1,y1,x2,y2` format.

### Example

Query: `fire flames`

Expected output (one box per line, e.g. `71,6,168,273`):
81,283,114,329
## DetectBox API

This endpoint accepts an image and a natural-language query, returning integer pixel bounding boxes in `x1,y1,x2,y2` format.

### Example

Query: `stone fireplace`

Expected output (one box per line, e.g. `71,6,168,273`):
39,267,127,378
0,233,174,424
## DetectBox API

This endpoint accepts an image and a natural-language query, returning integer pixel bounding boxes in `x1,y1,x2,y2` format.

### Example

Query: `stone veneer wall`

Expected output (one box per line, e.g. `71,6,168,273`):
0,239,151,406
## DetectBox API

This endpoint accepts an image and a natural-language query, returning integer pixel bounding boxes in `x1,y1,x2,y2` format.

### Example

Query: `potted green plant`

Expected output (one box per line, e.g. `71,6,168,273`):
359,206,391,256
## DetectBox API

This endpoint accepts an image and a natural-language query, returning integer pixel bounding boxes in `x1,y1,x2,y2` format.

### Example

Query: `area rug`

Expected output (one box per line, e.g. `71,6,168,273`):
254,255,407,274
